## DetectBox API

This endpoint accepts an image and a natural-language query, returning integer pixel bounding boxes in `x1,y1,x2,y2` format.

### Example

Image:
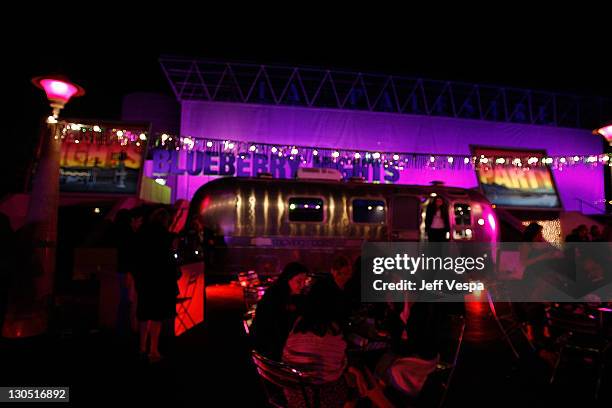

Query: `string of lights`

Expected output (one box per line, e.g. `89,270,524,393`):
57,121,611,171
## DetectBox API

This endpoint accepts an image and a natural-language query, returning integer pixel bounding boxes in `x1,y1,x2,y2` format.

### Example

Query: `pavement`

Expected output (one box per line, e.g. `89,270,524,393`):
1,284,610,407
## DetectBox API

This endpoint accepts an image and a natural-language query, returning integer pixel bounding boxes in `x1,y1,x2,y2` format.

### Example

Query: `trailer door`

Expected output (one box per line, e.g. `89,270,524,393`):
390,195,420,241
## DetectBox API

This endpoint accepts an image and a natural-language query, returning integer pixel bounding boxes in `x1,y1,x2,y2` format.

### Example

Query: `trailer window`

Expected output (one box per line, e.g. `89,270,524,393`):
288,197,324,222
353,199,386,223
454,203,471,226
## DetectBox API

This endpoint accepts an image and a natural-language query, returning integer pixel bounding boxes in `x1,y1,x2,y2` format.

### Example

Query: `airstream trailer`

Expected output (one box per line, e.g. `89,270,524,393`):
187,169,498,277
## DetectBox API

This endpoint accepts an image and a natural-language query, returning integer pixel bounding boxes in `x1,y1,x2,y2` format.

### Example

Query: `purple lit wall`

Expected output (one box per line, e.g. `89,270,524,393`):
167,101,604,213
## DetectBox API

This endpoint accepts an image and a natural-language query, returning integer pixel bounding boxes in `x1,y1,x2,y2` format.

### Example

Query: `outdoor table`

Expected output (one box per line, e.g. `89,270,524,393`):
345,315,392,372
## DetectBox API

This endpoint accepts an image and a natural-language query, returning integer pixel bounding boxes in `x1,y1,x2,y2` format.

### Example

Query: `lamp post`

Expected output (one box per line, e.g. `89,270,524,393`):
1,76,84,338
33,76,85,119
594,122,612,214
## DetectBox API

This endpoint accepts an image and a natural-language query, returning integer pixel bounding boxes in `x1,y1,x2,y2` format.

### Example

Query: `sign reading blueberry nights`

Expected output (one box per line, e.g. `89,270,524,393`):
151,149,401,183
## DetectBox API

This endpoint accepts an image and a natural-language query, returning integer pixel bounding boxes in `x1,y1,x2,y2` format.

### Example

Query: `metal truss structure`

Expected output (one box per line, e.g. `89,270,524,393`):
160,56,611,130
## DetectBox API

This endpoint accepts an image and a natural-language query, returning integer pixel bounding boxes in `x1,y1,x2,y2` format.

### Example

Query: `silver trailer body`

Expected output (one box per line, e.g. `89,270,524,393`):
188,176,497,277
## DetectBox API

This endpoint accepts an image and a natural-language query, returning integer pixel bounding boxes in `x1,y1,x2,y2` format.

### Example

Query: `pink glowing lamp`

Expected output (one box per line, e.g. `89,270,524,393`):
594,123,612,142
32,75,85,117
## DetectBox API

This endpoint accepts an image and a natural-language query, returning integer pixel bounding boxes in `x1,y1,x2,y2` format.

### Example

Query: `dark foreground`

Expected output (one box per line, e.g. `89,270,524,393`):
1,285,610,407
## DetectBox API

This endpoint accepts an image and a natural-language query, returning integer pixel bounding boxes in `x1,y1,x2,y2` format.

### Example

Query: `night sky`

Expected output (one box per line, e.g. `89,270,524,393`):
3,16,610,195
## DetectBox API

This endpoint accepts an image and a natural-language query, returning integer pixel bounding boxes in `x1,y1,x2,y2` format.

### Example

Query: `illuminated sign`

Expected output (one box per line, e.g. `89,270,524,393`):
59,125,147,194
473,147,561,208
151,149,401,183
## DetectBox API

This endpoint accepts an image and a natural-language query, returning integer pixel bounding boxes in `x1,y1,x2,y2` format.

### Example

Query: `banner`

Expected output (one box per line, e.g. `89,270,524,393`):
151,149,401,183
60,140,145,194
473,147,561,209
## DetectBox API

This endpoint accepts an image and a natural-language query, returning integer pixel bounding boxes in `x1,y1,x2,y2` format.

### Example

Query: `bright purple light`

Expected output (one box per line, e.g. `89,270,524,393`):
487,213,496,231
39,79,80,104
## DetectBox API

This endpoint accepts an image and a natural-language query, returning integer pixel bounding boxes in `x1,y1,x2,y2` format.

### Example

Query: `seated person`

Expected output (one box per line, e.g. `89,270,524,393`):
330,254,353,291
385,302,450,360
327,254,354,324
251,262,308,360
343,256,363,313
282,279,348,407
376,301,459,399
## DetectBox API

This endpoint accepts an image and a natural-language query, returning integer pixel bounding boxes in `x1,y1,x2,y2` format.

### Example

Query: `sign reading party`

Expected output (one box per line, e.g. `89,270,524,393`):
151,149,401,183
473,147,562,208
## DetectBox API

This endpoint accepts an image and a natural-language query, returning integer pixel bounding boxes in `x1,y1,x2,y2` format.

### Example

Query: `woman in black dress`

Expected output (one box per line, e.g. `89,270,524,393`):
133,208,178,362
425,197,450,242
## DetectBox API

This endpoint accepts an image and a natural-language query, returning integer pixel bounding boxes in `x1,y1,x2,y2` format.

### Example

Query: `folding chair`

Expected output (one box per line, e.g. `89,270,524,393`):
547,304,612,400
244,284,267,310
251,350,318,408
412,313,466,407
433,314,466,407
243,308,256,336
176,269,199,332
486,283,535,359
489,249,536,359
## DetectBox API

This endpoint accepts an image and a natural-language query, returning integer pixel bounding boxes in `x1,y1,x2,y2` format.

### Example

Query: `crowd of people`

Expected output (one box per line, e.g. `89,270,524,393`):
250,254,463,408
244,197,458,406
565,223,610,242
1,199,610,404
248,219,611,408
107,205,200,363
0,201,213,366
518,221,611,351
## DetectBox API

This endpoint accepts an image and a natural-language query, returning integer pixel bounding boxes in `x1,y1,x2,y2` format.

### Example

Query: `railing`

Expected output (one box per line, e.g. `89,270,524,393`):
494,207,526,233
159,56,612,130
575,198,608,215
